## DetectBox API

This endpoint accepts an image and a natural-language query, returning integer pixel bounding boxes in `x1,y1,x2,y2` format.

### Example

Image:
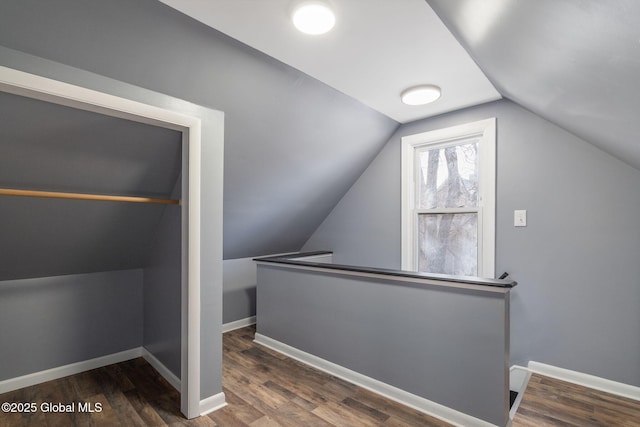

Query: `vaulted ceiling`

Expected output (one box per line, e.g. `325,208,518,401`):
158,0,501,123
0,0,637,278
427,0,640,170
0,0,398,268
162,0,640,169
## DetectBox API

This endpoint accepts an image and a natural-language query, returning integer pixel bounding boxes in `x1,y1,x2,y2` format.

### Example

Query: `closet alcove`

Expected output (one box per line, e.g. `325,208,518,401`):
0,90,185,408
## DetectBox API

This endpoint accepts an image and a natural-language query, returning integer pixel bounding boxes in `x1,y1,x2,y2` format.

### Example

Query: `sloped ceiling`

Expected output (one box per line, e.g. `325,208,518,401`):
158,0,501,123
0,0,398,262
0,91,182,280
160,0,640,170
2,0,637,275
427,0,640,170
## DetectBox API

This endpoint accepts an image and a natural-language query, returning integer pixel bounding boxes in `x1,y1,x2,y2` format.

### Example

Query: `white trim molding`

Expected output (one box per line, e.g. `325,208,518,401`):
528,361,640,401
200,392,227,416
0,347,228,418
508,365,531,419
142,348,181,392
401,118,496,278
254,333,496,427
0,348,142,394
509,365,531,393
0,65,206,419
223,316,257,333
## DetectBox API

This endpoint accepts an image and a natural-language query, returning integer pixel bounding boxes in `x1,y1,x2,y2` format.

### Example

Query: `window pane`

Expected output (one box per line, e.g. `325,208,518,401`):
416,140,479,209
418,213,477,276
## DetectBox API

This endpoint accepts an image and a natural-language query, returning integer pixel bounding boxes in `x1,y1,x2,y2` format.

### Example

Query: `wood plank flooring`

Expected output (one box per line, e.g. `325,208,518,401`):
211,326,452,427
0,326,450,426
512,373,640,427
0,357,191,427
2,326,640,426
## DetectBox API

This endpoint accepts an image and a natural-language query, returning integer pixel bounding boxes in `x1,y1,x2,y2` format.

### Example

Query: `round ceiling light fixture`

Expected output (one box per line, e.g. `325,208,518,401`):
400,85,442,106
291,0,336,35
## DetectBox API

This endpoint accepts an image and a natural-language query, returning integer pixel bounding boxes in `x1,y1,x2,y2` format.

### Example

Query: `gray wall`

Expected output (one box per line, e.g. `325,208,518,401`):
0,196,168,281
303,99,640,387
0,0,398,260
0,47,225,401
0,91,181,281
0,270,143,381
257,264,510,426
223,257,257,325
0,0,394,400
143,182,182,378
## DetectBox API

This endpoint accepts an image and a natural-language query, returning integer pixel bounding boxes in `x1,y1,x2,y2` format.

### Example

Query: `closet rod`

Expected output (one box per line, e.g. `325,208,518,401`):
0,188,180,205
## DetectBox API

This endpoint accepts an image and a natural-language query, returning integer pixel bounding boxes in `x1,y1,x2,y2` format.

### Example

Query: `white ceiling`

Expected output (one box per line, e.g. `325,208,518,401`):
158,0,501,123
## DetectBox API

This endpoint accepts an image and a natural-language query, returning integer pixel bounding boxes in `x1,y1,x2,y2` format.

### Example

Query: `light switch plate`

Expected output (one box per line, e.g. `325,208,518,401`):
514,210,527,227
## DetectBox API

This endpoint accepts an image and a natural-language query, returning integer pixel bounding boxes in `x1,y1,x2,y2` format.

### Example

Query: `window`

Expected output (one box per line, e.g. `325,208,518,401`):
401,118,496,278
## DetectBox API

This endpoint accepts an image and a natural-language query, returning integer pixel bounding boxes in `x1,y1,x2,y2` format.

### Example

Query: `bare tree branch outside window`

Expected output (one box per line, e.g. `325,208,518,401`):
417,141,479,275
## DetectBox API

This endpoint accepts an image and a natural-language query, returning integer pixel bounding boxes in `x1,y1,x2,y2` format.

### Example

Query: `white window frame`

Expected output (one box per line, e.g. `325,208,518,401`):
401,118,496,278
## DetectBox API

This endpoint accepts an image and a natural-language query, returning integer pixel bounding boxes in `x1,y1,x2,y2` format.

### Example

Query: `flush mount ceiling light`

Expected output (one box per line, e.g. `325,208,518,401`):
291,0,336,35
400,85,442,106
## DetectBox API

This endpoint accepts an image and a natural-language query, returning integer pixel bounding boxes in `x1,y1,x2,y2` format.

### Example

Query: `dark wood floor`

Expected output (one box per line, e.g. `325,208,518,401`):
512,373,640,427
214,326,451,427
0,326,450,426
0,357,190,426
2,326,639,426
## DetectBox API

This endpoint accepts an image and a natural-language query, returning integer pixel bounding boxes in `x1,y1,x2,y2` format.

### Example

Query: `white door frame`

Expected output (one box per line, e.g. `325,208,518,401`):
0,66,202,418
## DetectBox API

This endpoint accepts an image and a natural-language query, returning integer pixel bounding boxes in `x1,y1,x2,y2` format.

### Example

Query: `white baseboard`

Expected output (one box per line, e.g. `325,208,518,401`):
509,365,530,392
200,391,227,416
140,349,228,417
0,346,228,418
141,348,181,391
508,366,531,419
254,333,497,427
528,361,640,401
222,316,256,333
0,347,143,394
